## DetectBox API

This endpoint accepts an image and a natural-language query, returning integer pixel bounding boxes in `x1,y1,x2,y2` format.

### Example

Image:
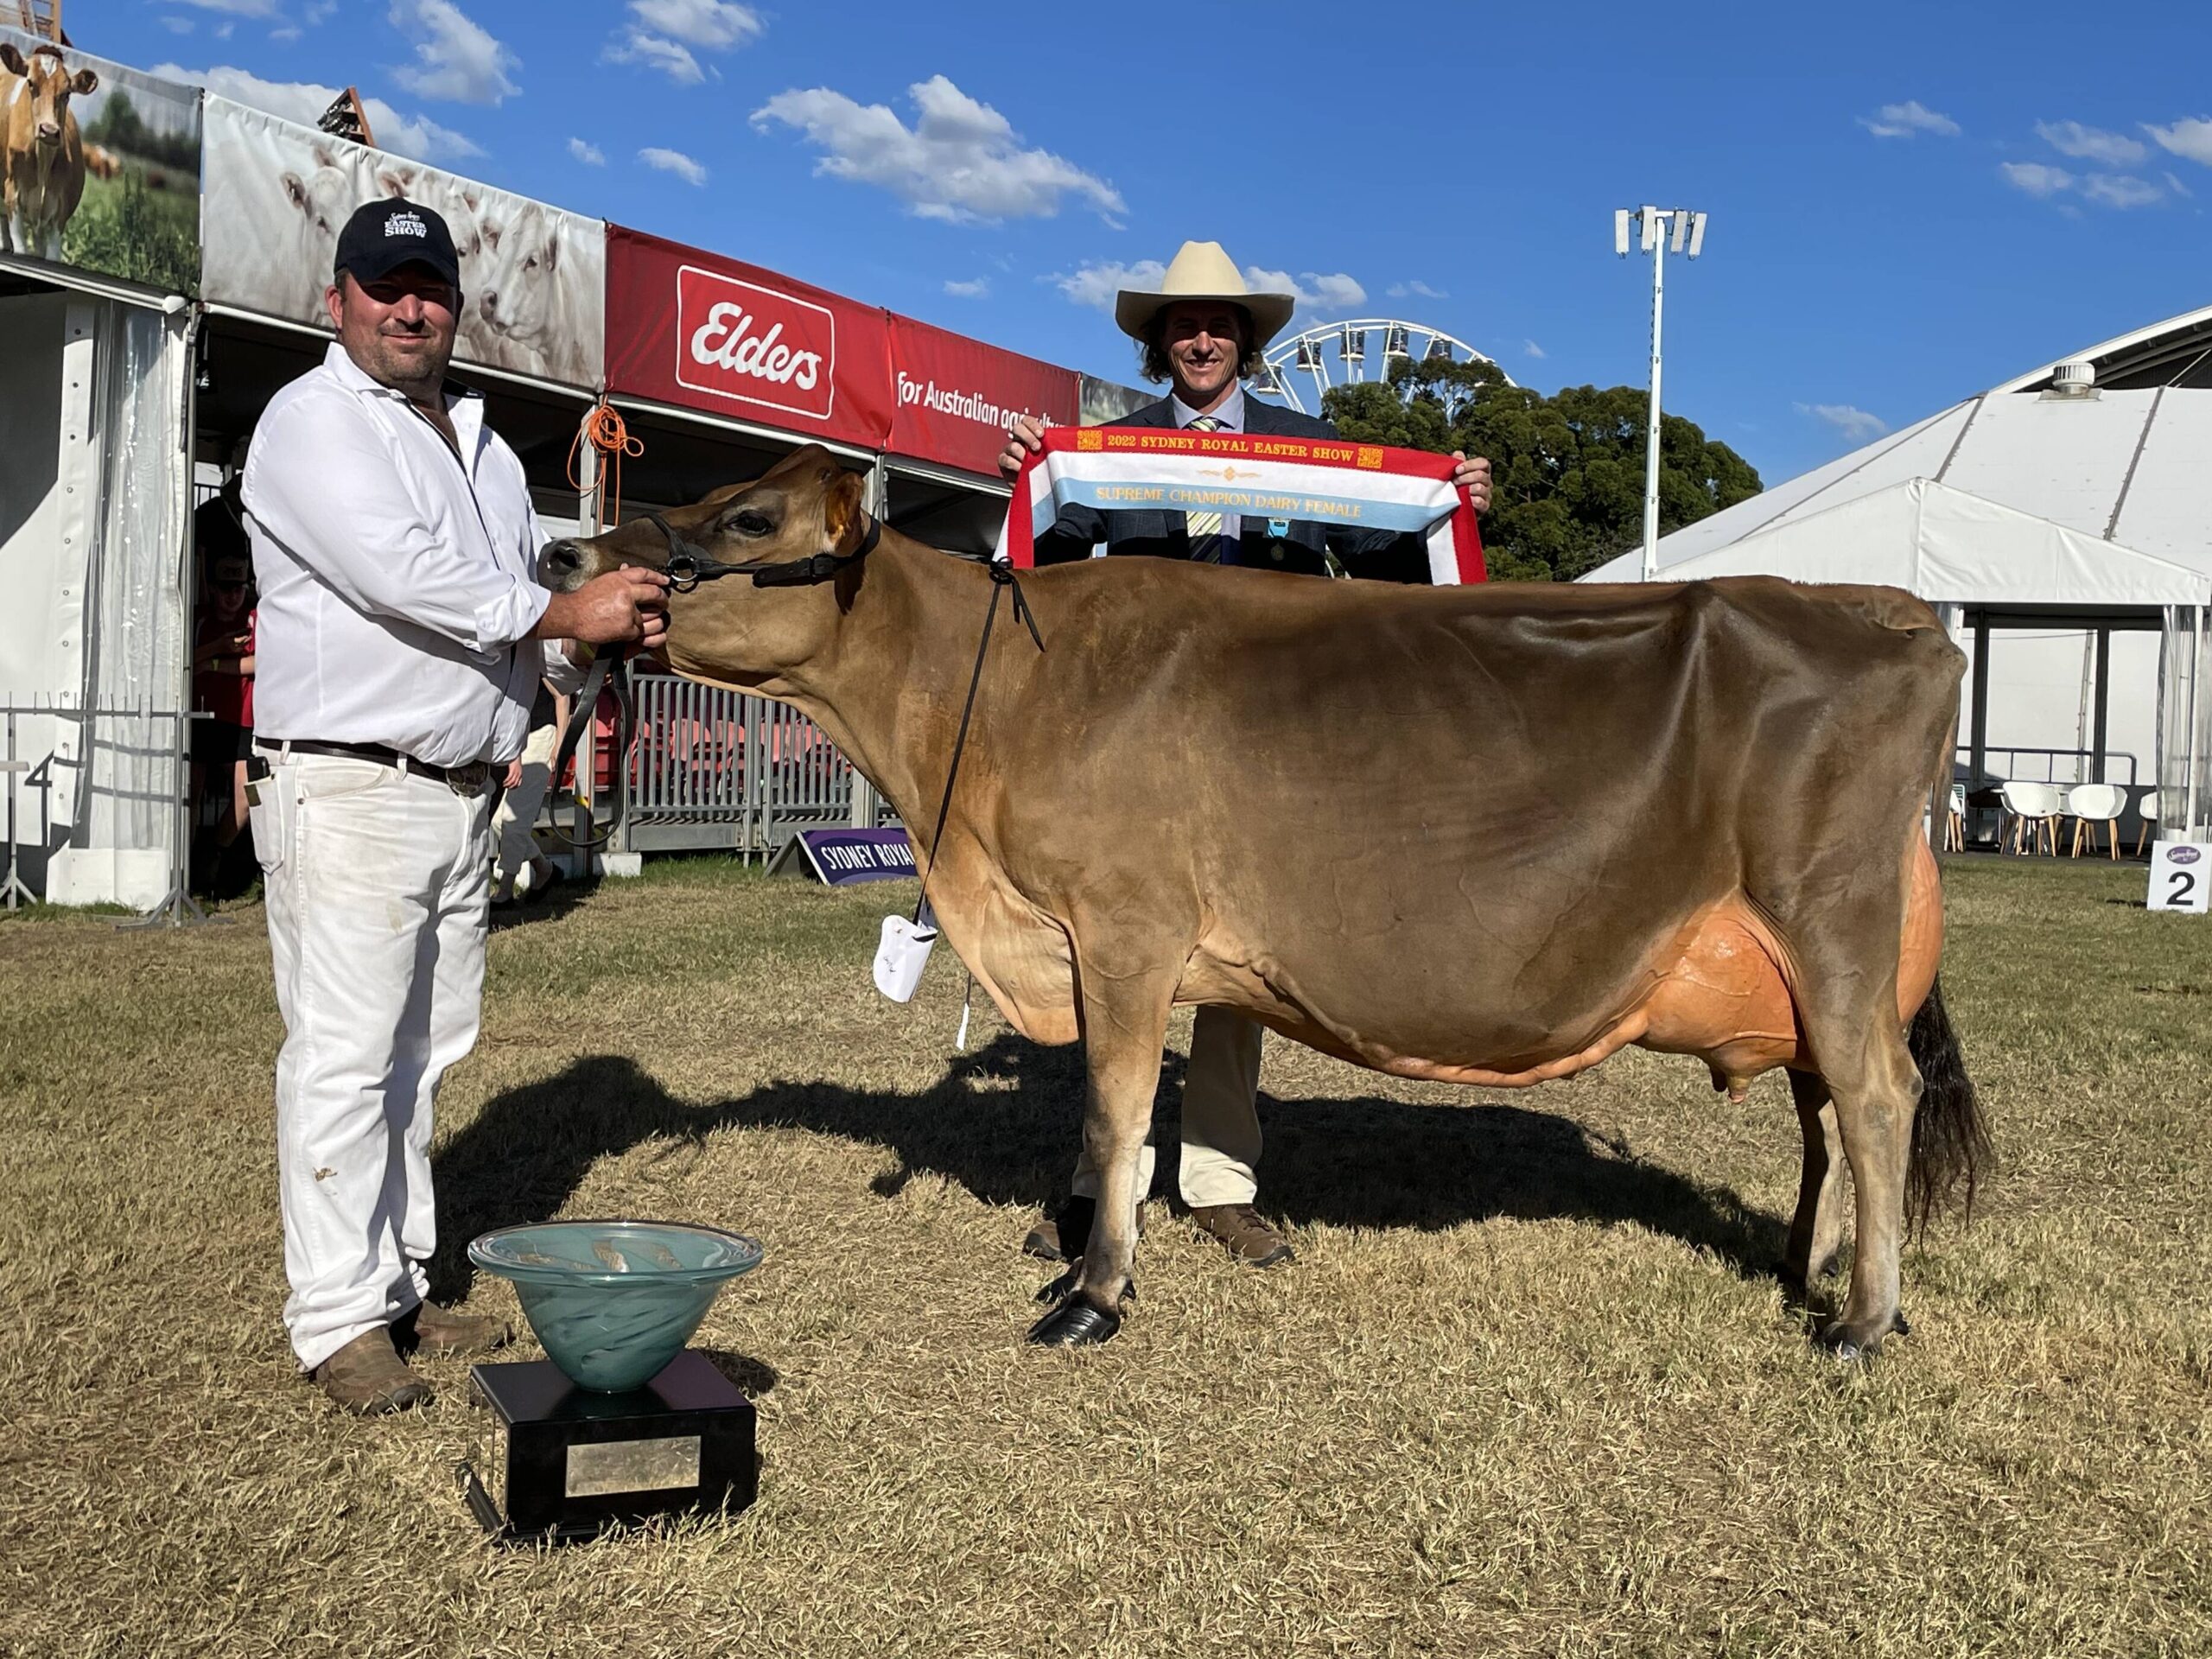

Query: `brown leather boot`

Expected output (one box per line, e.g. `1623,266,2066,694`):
394,1301,512,1357
1022,1196,1093,1263
1189,1204,1294,1268
309,1329,432,1414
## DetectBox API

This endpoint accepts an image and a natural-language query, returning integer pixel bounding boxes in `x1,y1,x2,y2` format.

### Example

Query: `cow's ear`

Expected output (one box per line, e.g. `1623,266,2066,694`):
378,168,413,198
822,467,868,556
72,68,99,96
0,44,28,76
281,171,309,212
539,232,560,273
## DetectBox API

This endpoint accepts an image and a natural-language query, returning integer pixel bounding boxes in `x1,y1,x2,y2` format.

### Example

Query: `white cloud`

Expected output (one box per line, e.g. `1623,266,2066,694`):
2001,161,2164,209
389,0,519,107
943,277,989,298
639,145,708,186
305,1,337,20
2000,161,2075,198
270,26,302,41
2144,117,2212,168
2166,170,2194,199
170,0,282,14
1522,340,1546,359
1859,99,1960,139
2036,119,2147,167
153,61,482,160
1387,279,1448,300
1244,265,1366,314
569,137,607,166
1796,403,1889,442
2082,173,2163,209
160,16,197,31
752,76,1124,224
605,30,704,84
1050,258,1163,310
627,0,762,48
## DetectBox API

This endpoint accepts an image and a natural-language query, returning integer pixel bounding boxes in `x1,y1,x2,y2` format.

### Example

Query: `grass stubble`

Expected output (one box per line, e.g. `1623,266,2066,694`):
0,857,2207,1658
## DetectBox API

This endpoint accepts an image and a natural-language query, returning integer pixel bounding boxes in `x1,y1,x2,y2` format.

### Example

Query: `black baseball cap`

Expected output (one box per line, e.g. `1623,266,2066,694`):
334,196,461,289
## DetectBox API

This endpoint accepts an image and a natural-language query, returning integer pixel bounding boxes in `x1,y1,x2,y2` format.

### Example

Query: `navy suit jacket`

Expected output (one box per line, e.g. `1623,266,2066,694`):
1031,394,1425,580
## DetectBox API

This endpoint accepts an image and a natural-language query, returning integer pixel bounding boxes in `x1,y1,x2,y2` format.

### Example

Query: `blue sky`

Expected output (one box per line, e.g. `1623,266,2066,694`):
123,0,2212,486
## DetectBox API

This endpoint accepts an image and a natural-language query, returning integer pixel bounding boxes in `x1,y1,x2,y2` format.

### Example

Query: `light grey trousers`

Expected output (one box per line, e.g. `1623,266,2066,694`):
1070,1006,1264,1208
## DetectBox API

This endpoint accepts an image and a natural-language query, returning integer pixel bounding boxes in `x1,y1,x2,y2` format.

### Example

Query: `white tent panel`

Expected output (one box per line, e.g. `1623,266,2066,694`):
1581,404,1971,582
1614,478,2211,609
2111,391,2212,577
1939,391,2157,540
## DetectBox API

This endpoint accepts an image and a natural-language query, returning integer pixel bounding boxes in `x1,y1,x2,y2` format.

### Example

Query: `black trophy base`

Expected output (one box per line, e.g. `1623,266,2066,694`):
462,1351,758,1545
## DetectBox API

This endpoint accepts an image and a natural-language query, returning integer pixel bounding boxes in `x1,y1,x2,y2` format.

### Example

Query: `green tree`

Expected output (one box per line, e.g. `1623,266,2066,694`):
1322,359,1761,582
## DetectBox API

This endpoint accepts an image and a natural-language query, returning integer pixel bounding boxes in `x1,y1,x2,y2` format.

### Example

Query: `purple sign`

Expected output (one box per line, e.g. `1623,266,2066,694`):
783,828,916,886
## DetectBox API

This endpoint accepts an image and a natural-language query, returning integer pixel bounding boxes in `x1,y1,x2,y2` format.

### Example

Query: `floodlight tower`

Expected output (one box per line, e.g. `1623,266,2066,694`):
1614,206,1708,581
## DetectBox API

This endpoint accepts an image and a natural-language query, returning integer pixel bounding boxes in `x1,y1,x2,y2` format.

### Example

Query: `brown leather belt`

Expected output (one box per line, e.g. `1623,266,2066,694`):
270,739,498,796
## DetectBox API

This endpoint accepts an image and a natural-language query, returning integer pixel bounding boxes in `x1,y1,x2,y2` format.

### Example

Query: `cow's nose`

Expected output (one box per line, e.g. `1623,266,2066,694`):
540,539,583,588
480,289,499,318
37,123,60,142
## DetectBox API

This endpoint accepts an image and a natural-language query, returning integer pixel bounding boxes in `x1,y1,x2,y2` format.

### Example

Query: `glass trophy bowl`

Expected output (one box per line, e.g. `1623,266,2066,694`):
468,1220,765,1393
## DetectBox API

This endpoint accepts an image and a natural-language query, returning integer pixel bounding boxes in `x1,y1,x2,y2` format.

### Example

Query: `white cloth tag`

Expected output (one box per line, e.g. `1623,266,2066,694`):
955,976,973,1052
874,914,938,1002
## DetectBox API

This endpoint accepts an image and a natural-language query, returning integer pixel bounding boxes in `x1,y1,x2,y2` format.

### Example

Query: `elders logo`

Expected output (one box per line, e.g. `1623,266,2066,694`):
676,264,835,422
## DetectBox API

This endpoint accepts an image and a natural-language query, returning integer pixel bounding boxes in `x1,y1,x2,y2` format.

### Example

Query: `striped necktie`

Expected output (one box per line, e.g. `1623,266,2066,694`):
1184,414,1230,561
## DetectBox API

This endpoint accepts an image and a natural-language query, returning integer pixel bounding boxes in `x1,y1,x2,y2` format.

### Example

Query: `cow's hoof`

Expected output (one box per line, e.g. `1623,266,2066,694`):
1026,1300,1121,1346
1817,1309,1908,1361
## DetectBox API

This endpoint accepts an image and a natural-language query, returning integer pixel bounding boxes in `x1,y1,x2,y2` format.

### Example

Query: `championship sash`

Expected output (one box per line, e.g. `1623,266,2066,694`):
996,426,1485,585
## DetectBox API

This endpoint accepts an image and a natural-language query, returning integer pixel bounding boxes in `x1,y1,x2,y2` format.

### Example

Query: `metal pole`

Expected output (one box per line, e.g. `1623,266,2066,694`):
2092,627,2110,785
848,459,887,830
2187,606,2203,840
1640,211,1666,582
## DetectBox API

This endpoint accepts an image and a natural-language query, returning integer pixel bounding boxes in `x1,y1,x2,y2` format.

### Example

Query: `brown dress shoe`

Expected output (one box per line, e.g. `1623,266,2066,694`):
1022,1196,1093,1262
309,1329,432,1415
394,1301,512,1357
1189,1204,1294,1268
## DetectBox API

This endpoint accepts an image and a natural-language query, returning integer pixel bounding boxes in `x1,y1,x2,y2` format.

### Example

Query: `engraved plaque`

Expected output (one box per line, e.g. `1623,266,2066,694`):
565,1434,702,1499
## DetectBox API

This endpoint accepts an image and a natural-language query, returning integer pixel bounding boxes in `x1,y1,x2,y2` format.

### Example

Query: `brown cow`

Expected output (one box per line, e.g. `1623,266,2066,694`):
543,448,1987,1360
1,42,98,264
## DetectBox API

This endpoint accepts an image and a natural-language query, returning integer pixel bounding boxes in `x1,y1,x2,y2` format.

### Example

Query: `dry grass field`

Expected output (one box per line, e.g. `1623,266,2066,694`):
3,856,2209,1658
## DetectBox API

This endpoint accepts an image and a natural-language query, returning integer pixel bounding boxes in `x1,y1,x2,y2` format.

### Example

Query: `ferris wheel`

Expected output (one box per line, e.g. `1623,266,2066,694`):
1254,318,1511,416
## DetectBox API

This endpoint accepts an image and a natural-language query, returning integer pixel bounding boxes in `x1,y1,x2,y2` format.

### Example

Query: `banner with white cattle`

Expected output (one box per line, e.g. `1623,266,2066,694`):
200,96,603,390
0,27,201,294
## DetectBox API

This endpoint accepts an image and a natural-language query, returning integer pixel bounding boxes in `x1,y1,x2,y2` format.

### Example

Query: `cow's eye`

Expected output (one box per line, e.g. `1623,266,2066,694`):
723,510,773,537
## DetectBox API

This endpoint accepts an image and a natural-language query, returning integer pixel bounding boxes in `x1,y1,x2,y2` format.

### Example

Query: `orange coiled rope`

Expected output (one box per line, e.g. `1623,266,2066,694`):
569,397,643,527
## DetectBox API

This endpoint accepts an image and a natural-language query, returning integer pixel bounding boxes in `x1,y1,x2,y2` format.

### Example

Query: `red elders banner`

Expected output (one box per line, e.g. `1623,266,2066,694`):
887,315,1079,478
604,226,894,450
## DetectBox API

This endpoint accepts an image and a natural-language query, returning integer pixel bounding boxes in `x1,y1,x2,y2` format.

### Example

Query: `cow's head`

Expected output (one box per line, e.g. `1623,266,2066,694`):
479,224,561,344
540,446,873,687
1,46,97,147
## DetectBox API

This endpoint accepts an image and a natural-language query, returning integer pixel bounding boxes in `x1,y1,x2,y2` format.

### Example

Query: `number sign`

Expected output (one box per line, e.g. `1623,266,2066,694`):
2148,841,2210,914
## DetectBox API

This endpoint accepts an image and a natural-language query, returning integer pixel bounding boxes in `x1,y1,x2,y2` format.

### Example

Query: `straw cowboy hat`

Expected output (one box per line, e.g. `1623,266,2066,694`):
1114,241,1296,351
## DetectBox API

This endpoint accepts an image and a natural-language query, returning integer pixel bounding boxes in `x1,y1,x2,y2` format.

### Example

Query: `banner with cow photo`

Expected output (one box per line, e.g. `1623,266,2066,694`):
200,96,604,390
0,27,200,294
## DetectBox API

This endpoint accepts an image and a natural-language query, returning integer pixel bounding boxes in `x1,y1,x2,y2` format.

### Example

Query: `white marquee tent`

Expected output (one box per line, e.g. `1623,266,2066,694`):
1584,304,2212,842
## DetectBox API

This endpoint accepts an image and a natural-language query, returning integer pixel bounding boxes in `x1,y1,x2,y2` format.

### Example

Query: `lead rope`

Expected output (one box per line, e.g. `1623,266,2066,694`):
911,562,1045,931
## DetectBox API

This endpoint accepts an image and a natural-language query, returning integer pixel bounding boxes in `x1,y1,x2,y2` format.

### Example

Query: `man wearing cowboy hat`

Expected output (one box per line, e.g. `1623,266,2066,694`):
1000,240,1493,1270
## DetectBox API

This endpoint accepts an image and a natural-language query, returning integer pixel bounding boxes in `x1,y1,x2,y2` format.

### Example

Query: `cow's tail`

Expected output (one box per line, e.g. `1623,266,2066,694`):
1905,973,1989,1234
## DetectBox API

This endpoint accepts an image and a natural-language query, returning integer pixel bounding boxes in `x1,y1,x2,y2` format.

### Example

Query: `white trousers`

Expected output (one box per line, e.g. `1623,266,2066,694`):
1071,1007,1264,1209
491,720,558,892
251,747,493,1370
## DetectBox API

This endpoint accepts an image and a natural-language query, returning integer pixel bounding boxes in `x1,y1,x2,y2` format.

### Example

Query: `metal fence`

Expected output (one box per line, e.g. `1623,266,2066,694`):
616,672,865,855
2,698,200,918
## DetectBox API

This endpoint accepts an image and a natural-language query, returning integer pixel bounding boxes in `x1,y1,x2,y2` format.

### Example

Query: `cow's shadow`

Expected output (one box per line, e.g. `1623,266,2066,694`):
429,1032,1785,1303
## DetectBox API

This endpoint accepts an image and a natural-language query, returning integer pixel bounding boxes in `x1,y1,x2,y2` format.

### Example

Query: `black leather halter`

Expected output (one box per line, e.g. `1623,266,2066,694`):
643,507,882,593
542,506,887,849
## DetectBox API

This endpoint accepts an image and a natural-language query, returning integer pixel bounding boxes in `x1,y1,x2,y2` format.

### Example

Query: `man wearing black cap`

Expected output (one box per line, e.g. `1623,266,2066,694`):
240,198,665,1414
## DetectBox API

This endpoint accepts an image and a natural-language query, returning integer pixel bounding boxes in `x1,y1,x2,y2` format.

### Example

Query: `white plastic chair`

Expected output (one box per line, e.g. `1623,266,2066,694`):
1943,784,1967,852
2135,789,2162,857
2065,783,2127,859
1999,781,2063,855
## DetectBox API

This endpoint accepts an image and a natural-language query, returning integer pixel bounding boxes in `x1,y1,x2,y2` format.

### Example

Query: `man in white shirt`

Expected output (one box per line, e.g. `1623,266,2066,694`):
242,199,666,1413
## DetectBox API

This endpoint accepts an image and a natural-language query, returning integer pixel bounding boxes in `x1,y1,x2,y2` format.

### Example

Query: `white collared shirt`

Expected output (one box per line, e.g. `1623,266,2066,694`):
1172,383,1246,548
242,343,575,768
